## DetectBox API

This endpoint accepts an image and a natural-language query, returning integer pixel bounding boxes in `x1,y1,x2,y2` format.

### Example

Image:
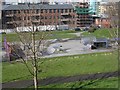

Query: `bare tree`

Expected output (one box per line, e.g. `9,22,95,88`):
105,2,119,39
9,3,52,90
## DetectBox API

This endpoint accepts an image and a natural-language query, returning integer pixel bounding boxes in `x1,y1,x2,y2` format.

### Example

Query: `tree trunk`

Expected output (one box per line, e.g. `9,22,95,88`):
32,26,38,90
34,64,38,90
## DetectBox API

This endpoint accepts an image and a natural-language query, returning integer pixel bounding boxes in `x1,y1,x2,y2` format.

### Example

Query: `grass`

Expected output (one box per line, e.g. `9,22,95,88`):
39,77,118,88
2,51,118,83
2,28,117,42
2,28,118,42
2,30,77,42
82,28,117,38
0,63,2,82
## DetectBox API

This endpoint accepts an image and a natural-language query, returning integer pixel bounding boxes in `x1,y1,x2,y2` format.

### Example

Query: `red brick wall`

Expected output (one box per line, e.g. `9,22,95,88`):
95,18,111,28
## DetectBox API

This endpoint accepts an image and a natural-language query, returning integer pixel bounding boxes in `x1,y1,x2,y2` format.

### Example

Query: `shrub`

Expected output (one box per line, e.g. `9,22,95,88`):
1,32,6,34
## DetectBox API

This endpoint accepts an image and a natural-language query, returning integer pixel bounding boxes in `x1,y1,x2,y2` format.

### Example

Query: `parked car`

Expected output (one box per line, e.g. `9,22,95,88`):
83,27,89,31
75,28,81,31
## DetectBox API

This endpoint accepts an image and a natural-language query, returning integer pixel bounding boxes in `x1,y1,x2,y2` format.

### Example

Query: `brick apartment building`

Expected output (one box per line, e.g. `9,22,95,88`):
2,4,76,29
2,3,95,30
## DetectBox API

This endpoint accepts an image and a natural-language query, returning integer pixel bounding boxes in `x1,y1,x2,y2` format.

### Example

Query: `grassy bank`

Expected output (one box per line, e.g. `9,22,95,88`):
2,30,77,42
82,28,117,38
2,51,118,83
39,77,118,88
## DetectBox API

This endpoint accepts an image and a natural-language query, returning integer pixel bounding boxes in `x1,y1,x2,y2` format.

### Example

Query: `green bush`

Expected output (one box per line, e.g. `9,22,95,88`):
1,32,6,34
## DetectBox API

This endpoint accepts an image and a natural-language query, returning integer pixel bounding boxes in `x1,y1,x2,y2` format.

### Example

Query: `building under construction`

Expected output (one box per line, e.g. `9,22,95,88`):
2,4,75,30
1,2,95,30
75,2,93,27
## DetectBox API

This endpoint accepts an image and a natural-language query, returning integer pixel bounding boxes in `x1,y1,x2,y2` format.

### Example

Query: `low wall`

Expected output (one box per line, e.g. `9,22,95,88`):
0,25,69,33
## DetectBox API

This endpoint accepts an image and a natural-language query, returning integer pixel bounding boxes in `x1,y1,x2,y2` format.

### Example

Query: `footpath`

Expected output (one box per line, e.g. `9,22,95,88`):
2,71,119,88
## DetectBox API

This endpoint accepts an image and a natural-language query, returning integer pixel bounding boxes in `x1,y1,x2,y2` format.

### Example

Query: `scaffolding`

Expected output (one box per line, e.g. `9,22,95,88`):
74,3,94,27
75,7,94,14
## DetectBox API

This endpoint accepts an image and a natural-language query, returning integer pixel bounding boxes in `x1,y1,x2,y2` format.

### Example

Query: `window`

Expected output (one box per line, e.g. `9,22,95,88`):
49,9,52,13
61,9,63,13
57,9,60,13
36,9,39,14
36,16,39,20
27,10,29,13
45,9,47,13
69,9,71,12
41,9,43,13
40,16,44,19
44,16,47,19
11,11,14,14
49,22,51,25
65,9,67,13
14,10,16,14
24,17,27,20
6,11,9,14
28,17,30,20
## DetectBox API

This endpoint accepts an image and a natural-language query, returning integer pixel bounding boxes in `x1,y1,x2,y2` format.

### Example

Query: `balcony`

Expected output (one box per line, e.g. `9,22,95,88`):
32,19,40,23
6,14,14,17
6,21,14,24
61,13,70,16
61,18,69,21
32,13,41,16
77,18,92,21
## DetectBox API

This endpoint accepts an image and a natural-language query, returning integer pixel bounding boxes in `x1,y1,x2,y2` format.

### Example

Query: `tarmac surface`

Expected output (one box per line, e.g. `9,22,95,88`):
2,71,119,88
42,39,114,58
1,32,114,60
1,39,114,60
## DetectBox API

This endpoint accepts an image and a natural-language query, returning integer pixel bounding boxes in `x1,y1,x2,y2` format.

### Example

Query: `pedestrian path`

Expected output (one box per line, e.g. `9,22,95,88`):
2,71,119,88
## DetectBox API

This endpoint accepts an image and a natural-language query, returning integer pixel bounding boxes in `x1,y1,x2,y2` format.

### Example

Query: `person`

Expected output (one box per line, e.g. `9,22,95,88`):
7,44,12,61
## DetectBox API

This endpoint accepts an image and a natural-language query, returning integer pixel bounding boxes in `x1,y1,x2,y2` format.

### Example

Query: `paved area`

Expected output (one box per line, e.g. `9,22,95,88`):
43,40,113,58
0,51,6,62
41,31,115,58
2,71,119,88
1,32,114,60
1,39,114,60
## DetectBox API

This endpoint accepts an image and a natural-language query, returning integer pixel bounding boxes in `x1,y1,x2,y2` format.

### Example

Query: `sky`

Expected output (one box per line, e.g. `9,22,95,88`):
4,0,102,3
4,0,120,3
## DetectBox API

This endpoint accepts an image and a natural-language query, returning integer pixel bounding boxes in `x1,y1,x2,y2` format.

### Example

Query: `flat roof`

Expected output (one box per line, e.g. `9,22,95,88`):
2,4,74,11
94,38,108,42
